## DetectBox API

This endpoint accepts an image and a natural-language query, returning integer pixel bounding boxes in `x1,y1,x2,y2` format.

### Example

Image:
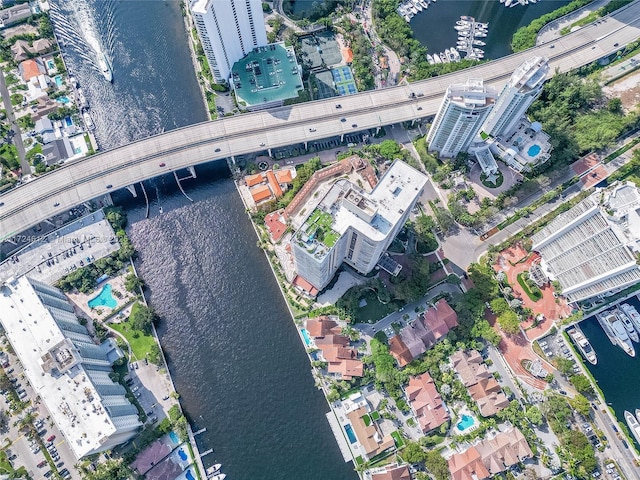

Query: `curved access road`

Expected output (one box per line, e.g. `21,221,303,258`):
1,2,640,239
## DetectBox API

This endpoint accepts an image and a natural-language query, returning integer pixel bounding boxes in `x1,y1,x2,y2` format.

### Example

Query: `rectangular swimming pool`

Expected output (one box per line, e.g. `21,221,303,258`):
344,424,357,444
301,328,312,346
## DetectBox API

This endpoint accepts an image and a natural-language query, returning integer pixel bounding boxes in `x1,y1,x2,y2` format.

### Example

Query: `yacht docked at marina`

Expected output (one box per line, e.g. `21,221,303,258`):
596,311,635,357
616,308,639,342
620,303,640,335
626,411,640,446
567,325,597,365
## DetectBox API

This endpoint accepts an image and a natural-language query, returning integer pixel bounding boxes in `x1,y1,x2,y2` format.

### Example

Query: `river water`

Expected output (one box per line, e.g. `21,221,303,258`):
52,0,357,478
410,0,570,59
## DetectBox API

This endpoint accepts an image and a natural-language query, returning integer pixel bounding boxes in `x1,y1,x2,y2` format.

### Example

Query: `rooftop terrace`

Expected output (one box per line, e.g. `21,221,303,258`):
231,43,303,107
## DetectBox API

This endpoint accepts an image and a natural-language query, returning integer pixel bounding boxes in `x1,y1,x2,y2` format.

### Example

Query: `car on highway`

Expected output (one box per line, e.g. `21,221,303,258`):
106,184,113,189
159,163,166,167
53,202,60,207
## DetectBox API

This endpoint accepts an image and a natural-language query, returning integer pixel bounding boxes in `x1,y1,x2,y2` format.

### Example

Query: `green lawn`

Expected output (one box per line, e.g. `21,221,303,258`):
517,272,542,301
370,410,380,421
110,316,157,361
391,430,405,448
355,290,398,323
362,414,371,427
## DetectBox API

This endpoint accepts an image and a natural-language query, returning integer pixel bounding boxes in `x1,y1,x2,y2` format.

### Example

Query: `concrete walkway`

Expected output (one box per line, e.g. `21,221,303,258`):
536,0,613,45
0,68,29,175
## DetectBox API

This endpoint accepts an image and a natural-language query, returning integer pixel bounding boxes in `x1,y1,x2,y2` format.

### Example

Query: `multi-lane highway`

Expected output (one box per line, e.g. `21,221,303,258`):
2,1,640,238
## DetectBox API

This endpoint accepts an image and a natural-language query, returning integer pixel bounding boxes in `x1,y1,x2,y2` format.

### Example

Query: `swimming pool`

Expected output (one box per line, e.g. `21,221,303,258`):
344,424,357,444
185,469,195,480
56,96,71,104
64,116,73,127
527,144,542,157
88,284,117,309
47,59,55,70
54,75,63,87
301,328,312,346
177,447,187,461
457,414,475,432
169,431,179,444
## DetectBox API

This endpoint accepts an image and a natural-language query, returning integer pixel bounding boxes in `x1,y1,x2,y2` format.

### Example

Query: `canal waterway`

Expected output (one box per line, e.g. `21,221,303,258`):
54,0,358,478
579,294,640,443
410,0,571,59
51,0,206,150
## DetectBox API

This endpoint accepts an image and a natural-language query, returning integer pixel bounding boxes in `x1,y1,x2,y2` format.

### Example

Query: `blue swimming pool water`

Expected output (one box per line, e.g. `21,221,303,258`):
301,329,312,346
64,116,73,126
56,96,70,104
88,284,117,309
178,448,188,461
169,431,179,444
47,60,55,70
185,469,195,480
54,75,63,87
527,144,542,157
457,414,474,431
344,424,357,444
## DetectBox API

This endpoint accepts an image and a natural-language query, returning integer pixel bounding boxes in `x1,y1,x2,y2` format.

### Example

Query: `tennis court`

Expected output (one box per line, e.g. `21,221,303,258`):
331,66,357,97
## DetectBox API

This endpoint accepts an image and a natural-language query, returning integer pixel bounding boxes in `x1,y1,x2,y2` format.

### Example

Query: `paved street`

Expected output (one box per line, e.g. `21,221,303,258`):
537,0,615,45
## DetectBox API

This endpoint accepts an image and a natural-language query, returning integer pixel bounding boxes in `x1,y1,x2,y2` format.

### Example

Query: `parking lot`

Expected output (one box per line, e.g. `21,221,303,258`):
0,209,120,285
1,344,79,480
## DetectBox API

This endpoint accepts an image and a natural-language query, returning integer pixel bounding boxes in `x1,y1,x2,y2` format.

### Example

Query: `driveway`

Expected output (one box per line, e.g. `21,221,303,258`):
355,282,462,337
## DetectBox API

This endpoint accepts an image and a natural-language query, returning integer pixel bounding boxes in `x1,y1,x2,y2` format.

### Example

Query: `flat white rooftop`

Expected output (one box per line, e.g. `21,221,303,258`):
0,277,121,458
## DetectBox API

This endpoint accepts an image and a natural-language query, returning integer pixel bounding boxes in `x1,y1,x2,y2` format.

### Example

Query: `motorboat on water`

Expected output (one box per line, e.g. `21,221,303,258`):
432,53,442,64
426,54,435,64
620,303,640,334
473,39,486,46
616,309,639,342
455,25,470,32
82,111,95,131
626,411,640,447
206,464,222,476
412,0,422,12
477,22,488,28
597,312,635,357
567,325,597,365
97,53,113,83
439,52,449,63
208,475,226,480
474,31,487,37
450,48,461,61
419,0,428,8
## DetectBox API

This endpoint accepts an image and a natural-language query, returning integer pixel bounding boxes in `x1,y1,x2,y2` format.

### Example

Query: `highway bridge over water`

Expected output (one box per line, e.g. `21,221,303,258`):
2,1,640,238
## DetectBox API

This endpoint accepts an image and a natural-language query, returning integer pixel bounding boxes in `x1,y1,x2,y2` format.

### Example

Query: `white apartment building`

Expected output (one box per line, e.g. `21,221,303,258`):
0,277,142,459
190,0,268,83
482,56,549,138
291,161,428,291
427,79,497,158
532,182,640,303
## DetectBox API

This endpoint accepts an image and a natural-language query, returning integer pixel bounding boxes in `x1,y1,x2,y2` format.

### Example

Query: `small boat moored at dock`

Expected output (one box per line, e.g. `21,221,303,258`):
616,309,639,342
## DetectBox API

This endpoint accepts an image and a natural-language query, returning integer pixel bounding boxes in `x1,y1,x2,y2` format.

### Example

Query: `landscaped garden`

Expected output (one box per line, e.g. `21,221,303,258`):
306,208,340,247
109,302,158,361
517,272,543,302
